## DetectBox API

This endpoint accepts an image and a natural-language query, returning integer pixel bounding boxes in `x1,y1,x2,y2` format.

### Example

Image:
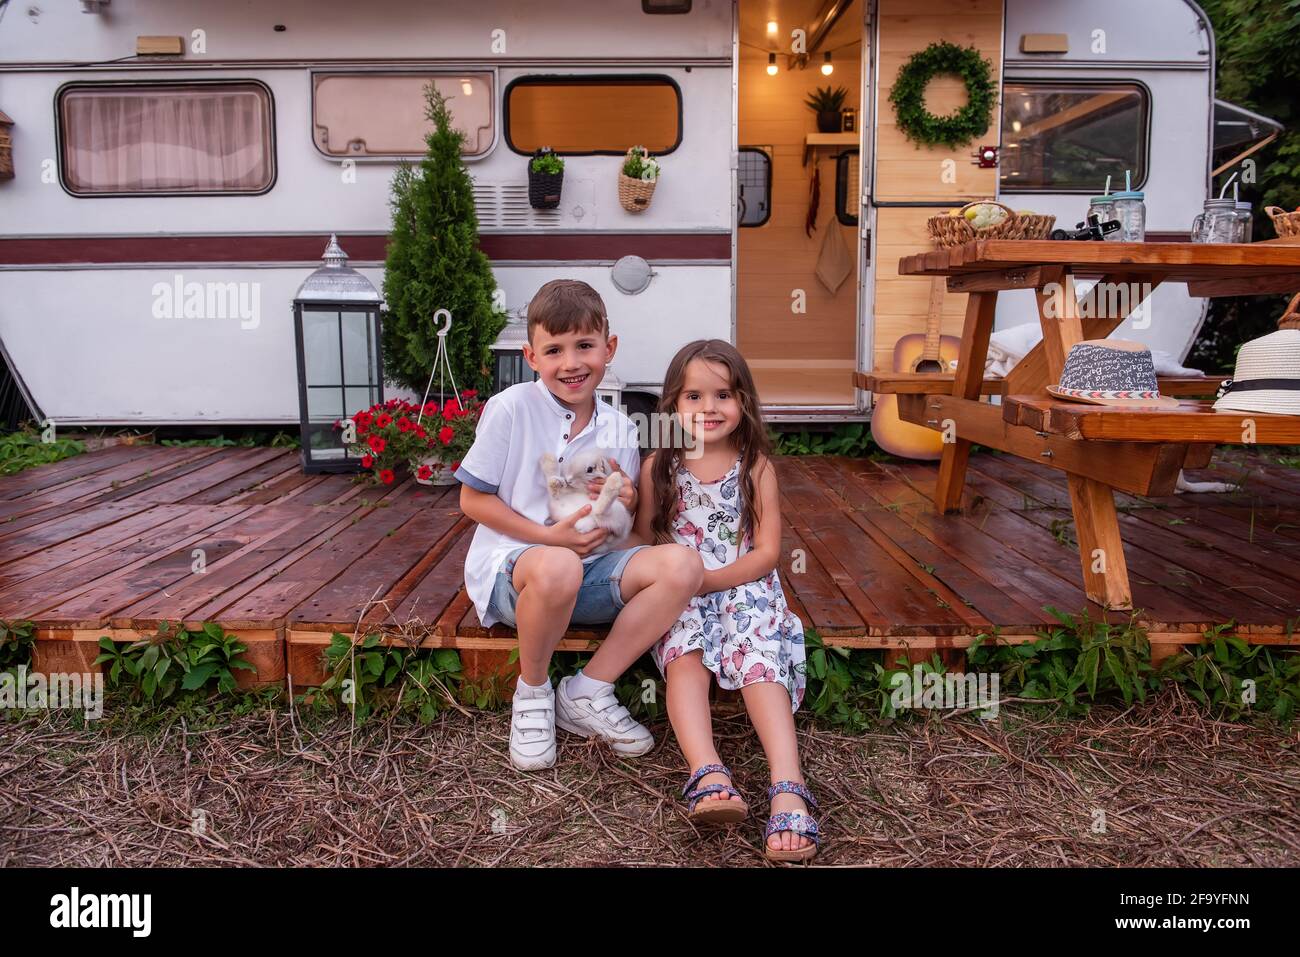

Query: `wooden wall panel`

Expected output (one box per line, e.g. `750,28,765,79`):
869,0,1003,374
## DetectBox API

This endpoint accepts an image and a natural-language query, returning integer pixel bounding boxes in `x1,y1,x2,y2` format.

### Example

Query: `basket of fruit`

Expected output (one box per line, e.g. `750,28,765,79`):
1265,206,1300,239
927,201,1056,248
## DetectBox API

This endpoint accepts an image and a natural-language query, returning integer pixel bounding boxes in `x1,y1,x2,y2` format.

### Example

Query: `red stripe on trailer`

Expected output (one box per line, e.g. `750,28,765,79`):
0,232,732,265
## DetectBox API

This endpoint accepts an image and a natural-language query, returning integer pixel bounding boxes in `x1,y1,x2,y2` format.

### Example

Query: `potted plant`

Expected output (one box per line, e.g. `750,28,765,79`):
805,85,849,133
618,145,661,212
338,391,483,487
528,148,564,209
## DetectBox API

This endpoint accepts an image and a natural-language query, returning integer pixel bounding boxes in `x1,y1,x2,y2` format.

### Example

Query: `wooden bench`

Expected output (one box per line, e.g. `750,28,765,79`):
1003,395,1300,444
855,370,1222,397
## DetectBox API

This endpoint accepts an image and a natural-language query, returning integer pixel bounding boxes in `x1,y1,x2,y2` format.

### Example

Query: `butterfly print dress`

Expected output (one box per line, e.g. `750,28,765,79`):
651,457,806,711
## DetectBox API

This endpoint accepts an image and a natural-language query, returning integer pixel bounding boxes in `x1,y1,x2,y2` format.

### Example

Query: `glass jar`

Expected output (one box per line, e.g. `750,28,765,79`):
1112,189,1146,242
1192,198,1240,244
1235,201,1253,243
1089,196,1120,242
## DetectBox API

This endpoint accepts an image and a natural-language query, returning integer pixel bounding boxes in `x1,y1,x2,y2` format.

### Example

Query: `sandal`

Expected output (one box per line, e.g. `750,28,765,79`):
764,780,820,863
682,763,749,825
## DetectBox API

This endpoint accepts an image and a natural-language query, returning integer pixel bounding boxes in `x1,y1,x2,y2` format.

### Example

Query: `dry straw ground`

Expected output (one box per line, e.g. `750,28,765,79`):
2,688,1297,867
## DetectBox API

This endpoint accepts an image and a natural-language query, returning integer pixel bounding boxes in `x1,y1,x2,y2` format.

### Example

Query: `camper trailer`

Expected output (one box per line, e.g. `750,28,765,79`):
0,0,1275,430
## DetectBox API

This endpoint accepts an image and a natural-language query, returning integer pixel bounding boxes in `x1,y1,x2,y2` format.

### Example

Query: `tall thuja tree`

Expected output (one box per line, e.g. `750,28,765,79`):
382,84,506,394
1189,0,1300,371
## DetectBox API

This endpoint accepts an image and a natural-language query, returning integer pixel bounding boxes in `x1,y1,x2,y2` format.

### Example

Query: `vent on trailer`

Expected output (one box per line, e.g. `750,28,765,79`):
472,184,563,228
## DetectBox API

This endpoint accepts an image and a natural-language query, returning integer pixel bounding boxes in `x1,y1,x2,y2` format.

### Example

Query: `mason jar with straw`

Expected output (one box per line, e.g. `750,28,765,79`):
1112,170,1146,242
1089,176,1119,242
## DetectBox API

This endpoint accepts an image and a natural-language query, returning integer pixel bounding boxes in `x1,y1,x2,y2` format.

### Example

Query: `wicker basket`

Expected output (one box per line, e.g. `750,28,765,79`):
1265,206,1300,239
0,117,13,182
927,200,1056,248
617,148,657,212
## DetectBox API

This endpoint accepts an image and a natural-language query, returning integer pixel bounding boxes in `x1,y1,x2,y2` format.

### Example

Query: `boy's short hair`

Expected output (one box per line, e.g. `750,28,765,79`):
526,279,609,344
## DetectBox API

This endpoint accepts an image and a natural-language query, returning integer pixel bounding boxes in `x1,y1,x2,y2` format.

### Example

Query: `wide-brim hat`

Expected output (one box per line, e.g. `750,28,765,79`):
1213,327,1300,415
1046,339,1180,409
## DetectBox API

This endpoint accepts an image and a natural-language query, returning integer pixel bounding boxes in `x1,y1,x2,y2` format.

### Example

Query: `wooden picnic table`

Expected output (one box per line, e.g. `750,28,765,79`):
872,239,1300,611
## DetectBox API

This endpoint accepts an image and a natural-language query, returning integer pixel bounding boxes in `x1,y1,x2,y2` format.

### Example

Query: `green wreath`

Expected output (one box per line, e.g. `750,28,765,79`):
889,41,995,149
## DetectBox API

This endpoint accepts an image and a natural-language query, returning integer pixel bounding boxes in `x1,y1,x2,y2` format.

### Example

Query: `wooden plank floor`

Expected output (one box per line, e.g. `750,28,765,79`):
3,445,1299,685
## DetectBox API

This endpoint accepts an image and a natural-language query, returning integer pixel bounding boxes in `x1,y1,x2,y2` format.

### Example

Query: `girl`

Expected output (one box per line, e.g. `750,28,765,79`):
633,339,818,863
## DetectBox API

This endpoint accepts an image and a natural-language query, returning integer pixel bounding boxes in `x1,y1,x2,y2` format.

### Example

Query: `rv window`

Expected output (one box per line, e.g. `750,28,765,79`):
738,147,771,227
835,149,859,227
1000,82,1148,192
313,73,494,158
58,82,274,195
505,76,681,155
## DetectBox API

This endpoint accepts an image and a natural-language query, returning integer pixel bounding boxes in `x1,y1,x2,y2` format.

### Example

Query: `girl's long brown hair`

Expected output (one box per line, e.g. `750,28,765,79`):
649,340,772,547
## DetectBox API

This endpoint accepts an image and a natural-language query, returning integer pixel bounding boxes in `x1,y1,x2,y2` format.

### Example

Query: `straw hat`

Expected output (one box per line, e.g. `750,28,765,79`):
1047,339,1180,409
1213,294,1300,415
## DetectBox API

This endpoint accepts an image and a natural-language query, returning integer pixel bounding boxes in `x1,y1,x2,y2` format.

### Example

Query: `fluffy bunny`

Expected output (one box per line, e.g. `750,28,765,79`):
539,448,633,556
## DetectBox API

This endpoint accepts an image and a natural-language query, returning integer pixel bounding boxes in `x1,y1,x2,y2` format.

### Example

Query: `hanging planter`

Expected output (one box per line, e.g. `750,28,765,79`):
527,147,564,209
618,145,660,212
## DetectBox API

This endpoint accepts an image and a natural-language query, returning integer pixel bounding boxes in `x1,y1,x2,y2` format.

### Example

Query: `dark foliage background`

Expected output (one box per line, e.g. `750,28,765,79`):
1189,0,1300,372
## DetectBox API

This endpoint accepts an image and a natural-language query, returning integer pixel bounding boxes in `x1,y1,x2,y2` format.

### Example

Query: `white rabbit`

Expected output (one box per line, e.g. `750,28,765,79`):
539,448,633,557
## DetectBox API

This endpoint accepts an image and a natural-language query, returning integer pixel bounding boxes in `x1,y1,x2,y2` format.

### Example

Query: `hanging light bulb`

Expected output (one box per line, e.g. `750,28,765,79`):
767,52,778,76
821,51,833,75
461,79,474,96
766,19,778,35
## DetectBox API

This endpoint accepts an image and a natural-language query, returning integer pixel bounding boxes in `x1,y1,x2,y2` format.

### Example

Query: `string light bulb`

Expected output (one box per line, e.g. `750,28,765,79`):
821,51,833,75
766,20,778,35
767,52,778,76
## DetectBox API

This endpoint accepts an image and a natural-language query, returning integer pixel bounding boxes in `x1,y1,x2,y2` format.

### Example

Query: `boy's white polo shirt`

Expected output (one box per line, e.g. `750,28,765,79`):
454,377,642,628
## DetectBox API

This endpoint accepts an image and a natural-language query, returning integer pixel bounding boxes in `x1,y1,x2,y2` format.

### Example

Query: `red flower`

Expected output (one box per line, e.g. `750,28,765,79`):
451,459,461,471
438,426,454,445
368,435,386,454
443,399,462,418
354,411,372,428
417,464,433,481
397,417,413,432
379,469,396,485
413,425,427,439
422,402,439,416
462,389,478,398
361,454,374,469
375,413,392,428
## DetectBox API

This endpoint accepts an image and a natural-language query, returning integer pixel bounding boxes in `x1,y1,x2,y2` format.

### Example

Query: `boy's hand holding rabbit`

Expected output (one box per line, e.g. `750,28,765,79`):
585,457,636,513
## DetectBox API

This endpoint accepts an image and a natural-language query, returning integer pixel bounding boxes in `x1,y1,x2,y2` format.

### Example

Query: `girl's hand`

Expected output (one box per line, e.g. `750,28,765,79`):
695,569,718,597
587,458,636,512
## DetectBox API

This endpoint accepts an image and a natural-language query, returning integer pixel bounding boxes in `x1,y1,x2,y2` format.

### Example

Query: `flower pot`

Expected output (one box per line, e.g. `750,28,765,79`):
528,169,564,209
816,110,842,133
414,454,458,486
617,173,657,212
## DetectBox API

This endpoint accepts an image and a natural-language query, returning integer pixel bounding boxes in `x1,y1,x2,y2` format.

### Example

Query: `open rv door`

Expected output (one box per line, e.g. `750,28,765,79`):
1212,98,1284,181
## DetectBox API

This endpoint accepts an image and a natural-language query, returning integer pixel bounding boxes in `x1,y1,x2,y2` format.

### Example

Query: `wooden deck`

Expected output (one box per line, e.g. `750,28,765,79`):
3,444,1299,686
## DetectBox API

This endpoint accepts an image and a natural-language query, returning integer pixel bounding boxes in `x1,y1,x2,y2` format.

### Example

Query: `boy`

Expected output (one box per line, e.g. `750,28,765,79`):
455,279,703,771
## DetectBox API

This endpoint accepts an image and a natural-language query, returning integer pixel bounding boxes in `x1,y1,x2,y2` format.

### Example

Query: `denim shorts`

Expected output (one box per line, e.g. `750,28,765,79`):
487,544,650,627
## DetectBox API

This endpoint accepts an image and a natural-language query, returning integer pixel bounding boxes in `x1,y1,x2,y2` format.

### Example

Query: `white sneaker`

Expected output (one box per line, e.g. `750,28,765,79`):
510,682,556,772
554,675,655,757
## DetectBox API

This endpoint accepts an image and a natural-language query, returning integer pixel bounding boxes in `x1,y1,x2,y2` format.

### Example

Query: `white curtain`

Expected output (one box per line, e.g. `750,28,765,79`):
62,85,271,192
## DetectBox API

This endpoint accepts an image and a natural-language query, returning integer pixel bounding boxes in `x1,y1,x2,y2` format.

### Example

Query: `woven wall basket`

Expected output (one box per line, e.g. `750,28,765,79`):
617,149,657,212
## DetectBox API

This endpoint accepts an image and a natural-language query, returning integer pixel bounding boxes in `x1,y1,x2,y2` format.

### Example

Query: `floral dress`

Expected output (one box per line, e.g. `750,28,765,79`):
650,457,806,712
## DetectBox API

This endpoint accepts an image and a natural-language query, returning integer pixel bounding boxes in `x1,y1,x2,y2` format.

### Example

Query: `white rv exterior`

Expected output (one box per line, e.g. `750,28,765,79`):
0,0,1231,426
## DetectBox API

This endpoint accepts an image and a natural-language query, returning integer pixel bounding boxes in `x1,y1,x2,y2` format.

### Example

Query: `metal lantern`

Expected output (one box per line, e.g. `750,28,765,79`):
595,368,624,410
490,314,537,394
293,234,384,473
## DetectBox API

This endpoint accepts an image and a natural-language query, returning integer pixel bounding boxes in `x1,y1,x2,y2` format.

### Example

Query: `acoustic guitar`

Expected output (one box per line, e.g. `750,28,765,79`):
869,276,964,461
